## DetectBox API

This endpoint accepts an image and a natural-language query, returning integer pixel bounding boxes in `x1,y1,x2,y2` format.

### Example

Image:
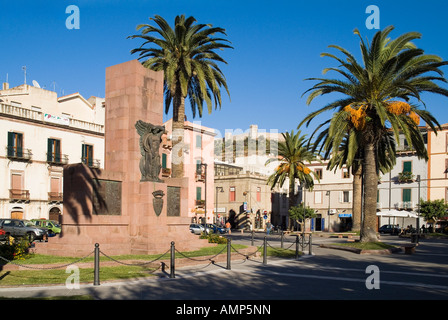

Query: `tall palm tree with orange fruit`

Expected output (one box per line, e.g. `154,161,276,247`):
301,26,448,242
266,130,319,229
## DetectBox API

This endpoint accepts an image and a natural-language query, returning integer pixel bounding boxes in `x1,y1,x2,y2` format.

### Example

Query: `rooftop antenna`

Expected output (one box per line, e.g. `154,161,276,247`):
22,66,27,85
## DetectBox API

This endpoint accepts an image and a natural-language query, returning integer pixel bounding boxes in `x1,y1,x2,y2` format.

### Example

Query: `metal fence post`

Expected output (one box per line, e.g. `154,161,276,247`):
308,233,312,255
170,241,175,278
251,230,254,246
281,232,284,249
263,236,267,265
227,238,231,270
295,235,299,259
94,243,100,286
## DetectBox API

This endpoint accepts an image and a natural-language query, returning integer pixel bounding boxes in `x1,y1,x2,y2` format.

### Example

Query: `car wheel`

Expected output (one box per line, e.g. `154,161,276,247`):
27,232,36,242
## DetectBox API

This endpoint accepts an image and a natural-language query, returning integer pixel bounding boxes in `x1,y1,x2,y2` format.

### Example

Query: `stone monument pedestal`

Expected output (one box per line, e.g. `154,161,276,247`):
36,60,213,257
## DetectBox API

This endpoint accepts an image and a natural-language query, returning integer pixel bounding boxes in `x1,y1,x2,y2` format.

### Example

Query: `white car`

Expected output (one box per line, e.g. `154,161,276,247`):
189,223,205,235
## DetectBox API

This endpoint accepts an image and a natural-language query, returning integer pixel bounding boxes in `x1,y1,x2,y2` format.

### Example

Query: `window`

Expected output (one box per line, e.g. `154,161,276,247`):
315,191,322,204
315,168,323,179
341,191,350,203
7,132,23,157
47,138,61,163
162,153,167,169
229,187,236,202
257,187,261,202
402,188,411,202
196,187,202,201
82,144,94,166
342,167,350,179
403,161,412,173
196,135,202,148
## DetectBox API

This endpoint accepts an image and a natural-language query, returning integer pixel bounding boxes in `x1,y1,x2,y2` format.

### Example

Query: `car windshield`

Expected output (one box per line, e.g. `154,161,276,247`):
24,220,35,227
50,221,61,228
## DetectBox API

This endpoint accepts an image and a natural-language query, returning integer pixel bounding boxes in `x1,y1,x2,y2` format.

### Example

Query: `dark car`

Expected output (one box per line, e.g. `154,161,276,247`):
379,224,401,234
204,224,226,234
0,219,48,242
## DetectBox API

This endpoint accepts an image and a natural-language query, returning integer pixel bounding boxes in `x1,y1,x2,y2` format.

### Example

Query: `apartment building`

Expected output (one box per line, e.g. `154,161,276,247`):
427,123,448,202
163,119,216,224
0,82,105,221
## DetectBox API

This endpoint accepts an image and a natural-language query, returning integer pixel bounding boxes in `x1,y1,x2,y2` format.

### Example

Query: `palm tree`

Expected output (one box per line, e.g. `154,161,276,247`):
128,15,232,177
301,26,448,242
266,130,319,230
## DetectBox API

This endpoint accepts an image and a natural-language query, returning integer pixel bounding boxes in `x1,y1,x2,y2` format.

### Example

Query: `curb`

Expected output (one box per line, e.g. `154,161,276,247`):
319,244,402,255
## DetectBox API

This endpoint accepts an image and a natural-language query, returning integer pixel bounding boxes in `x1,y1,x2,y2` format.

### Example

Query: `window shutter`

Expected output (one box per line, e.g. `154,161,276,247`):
7,132,14,156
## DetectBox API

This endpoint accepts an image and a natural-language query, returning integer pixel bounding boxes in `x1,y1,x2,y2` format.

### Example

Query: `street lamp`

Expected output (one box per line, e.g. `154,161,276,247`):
416,175,421,243
215,186,224,224
326,190,331,232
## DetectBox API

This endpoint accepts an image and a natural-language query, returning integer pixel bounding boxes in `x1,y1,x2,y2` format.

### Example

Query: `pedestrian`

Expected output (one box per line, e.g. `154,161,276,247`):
225,221,231,234
266,221,272,235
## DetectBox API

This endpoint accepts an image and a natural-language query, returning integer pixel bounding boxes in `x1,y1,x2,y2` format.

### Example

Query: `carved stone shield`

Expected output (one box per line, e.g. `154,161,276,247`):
152,190,164,216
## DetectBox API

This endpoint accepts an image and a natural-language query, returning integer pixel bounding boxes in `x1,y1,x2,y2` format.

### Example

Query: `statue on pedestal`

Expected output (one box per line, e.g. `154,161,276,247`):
135,120,165,182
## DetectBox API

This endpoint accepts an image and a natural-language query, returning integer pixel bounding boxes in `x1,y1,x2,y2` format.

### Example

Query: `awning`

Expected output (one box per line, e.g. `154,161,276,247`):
377,209,418,218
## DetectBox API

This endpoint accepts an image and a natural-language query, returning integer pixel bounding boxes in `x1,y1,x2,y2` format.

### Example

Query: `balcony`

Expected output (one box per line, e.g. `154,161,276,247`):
47,153,69,166
195,172,205,182
81,157,101,169
395,201,415,211
161,167,171,177
6,147,32,162
397,171,415,183
9,189,30,203
48,192,63,203
195,199,205,208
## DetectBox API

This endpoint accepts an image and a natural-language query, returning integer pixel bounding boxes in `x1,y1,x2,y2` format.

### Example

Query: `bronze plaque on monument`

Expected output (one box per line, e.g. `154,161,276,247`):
167,186,180,216
92,179,122,215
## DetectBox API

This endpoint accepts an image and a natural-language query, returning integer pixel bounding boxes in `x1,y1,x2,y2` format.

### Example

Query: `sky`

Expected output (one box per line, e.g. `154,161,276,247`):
1,0,448,139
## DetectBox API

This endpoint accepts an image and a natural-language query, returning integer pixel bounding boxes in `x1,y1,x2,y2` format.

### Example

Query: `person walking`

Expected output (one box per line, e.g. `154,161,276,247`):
225,221,231,235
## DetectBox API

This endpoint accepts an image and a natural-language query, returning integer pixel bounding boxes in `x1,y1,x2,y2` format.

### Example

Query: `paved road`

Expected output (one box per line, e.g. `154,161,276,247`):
0,233,447,303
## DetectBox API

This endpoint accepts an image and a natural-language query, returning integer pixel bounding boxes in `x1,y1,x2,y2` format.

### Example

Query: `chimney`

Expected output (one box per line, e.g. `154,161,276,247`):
2,82,9,90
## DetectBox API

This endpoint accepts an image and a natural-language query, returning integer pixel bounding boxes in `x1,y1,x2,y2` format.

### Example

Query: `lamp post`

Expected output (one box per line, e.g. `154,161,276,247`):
416,175,421,243
326,190,331,232
215,187,224,224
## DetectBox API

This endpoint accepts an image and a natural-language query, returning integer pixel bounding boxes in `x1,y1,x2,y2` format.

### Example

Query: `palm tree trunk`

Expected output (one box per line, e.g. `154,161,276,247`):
171,93,185,178
288,178,296,231
360,142,379,242
352,165,362,231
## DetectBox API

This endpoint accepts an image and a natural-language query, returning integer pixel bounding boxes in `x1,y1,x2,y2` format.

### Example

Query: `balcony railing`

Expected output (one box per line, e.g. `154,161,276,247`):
195,199,205,208
47,153,69,166
81,157,101,168
9,189,30,202
161,167,171,177
395,201,415,210
6,146,32,162
0,103,104,134
195,172,205,181
48,192,63,202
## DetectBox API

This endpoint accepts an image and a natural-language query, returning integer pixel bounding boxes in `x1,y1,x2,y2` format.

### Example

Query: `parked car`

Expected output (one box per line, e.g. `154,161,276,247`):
0,219,48,242
379,224,401,234
204,223,226,234
31,219,61,236
189,223,205,235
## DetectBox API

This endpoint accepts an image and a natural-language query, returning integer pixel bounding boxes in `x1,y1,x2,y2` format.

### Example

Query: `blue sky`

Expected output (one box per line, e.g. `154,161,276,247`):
1,0,448,138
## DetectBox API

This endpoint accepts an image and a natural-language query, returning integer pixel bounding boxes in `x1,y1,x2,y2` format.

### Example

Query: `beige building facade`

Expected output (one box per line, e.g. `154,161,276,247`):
0,83,105,221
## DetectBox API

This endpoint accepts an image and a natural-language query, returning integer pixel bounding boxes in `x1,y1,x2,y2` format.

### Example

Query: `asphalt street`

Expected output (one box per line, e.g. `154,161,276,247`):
0,233,447,302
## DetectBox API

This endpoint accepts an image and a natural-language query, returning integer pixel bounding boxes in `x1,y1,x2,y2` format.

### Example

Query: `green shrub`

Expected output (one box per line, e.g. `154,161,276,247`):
0,236,33,261
200,233,228,244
